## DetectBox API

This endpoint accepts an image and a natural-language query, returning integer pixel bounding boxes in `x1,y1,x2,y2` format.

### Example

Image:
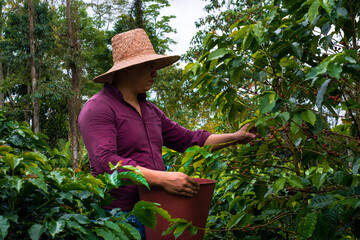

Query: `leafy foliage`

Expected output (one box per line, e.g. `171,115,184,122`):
168,0,360,238
0,112,180,239
150,65,214,130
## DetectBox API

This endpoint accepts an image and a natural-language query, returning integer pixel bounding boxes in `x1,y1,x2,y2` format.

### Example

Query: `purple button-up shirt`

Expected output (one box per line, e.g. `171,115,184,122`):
78,83,211,211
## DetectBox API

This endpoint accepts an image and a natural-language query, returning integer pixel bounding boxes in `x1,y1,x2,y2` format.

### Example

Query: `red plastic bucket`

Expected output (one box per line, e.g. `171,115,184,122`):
138,178,216,240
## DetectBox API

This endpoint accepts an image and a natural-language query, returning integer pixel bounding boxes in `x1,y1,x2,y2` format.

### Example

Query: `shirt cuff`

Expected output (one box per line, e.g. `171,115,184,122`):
198,130,212,147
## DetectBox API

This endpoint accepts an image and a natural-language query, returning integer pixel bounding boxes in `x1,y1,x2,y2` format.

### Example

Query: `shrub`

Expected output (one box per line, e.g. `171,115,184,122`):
177,0,360,238
0,112,170,240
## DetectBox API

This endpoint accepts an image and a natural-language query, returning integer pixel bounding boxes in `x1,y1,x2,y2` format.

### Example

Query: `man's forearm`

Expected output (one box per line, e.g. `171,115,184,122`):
204,125,258,151
204,133,237,151
136,165,164,186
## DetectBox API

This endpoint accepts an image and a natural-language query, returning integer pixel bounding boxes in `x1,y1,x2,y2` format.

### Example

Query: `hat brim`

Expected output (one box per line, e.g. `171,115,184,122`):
93,54,180,83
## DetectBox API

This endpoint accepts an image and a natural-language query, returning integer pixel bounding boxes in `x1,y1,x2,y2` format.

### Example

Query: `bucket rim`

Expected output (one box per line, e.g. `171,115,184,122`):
191,177,217,185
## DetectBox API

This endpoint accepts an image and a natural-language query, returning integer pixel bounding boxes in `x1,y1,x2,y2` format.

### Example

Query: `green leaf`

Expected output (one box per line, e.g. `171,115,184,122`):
291,111,303,134
134,209,156,229
314,212,330,240
0,145,13,153
133,201,171,220
230,21,240,31
294,137,302,147
252,22,264,43
95,228,117,240
342,198,360,209
61,182,86,191
337,7,347,18
132,201,171,230
1,155,20,171
119,222,141,240
162,226,177,237
66,221,87,235
291,42,303,58
273,177,286,193
174,223,188,239
319,0,333,15
73,214,90,225
8,134,24,146
234,25,251,41
28,224,46,240
21,152,47,165
311,195,336,209
0,216,10,240
29,178,48,193
208,48,229,60
209,59,218,71
27,167,44,179
312,173,327,189
306,67,318,80
254,183,268,201
308,0,320,24
49,171,65,185
104,221,122,233
288,175,303,188
259,93,276,114
203,32,214,47
352,157,360,175
118,171,149,188
226,211,245,228
237,214,253,227
302,110,317,126
182,149,201,168
334,171,343,184
297,212,317,238
316,79,331,110
104,169,119,187
48,219,65,238
228,196,244,211
188,225,198,236
327,61,342,79
11,176,23,193
242,25,254,50
183,63,195,75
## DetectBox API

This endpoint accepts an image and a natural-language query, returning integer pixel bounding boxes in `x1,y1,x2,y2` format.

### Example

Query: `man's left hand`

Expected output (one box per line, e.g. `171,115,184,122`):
233,124,259,144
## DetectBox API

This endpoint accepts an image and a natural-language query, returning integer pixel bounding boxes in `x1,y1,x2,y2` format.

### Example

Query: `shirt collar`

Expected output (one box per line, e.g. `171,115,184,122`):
104,83,147,102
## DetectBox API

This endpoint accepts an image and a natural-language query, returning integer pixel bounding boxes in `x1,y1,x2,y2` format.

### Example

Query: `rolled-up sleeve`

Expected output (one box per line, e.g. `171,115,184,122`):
160,110,211,153
78,99,137,175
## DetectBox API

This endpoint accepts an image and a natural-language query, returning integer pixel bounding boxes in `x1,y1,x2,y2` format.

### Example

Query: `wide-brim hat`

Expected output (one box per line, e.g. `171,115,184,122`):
93,28,180,83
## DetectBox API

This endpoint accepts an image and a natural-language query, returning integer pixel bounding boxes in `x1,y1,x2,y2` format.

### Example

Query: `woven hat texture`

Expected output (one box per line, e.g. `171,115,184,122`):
93,28,180,83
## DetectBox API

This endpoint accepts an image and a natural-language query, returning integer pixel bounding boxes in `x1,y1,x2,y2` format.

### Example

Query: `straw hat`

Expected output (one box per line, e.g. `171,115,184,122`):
93,28,180,83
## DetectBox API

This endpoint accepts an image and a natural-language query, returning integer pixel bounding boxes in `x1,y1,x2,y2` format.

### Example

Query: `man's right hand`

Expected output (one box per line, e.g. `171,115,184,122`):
159,172,199,197
136,166,199,197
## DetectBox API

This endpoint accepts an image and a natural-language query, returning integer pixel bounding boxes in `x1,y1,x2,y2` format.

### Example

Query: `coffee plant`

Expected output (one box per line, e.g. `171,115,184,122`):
172,0,360,239
0,112,173,240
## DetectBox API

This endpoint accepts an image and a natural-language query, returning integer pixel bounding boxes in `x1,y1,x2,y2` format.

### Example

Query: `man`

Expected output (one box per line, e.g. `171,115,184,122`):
78,28,257,238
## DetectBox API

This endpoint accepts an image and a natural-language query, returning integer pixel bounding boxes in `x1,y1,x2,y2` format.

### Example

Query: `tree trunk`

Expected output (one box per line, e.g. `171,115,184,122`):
28,0,40,133
0,48,4,108
66,0,81,170
0,1,5,107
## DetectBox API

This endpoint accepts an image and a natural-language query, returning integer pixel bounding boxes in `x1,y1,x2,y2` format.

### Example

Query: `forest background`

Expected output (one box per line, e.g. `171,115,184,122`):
0,0,360,239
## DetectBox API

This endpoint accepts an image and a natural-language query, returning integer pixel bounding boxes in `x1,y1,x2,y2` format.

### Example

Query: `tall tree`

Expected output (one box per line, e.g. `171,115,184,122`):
0,48,3,108
66,0,81,169
28,0,39,133
142,0,176,54
114,0,176,54
131,0,144,28
0,0,4,108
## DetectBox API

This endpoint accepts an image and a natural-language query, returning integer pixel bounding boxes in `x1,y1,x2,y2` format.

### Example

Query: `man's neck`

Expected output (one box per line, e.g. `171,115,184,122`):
118,87,138,104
